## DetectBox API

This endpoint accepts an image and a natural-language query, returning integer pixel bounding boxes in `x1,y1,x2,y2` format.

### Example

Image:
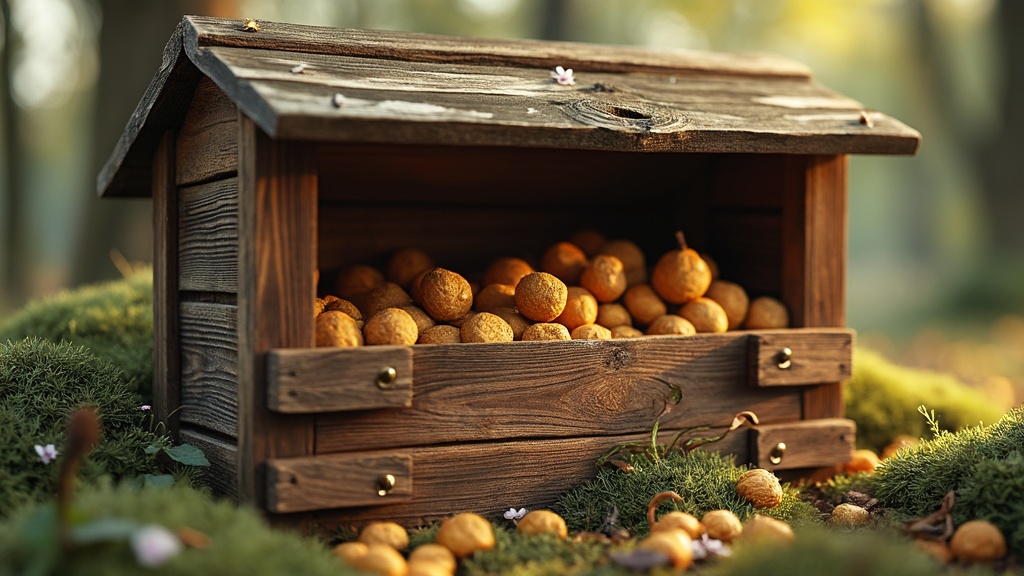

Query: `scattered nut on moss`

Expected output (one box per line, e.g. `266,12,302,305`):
522,323,571,341
949,519,1006,564
623,283,667,327
483,257,534,287
541,241,589,285
417,325,462,345
419,268,474,322
435,512,496,558
359,521,410,550
637,529,693,570
332,541,369,564
646,314,696,336
554,286,599,330
611,325,644,339
881,434,919,460
842,449,881,474
352,543,408,576
678,297,729,334
515,272,568,322
704,279,749,330
738,514,794,544
517,510,568,539
407,560,452,576
652,511,704,539
315,310,363,347
408,544,457,575
829,503,870,527
461,312,514,343
474,283,517,313
571,324,612,340
702,510,743,542
736,468,784,508
364,307,419,346
579,254,628,303
745,296,789,329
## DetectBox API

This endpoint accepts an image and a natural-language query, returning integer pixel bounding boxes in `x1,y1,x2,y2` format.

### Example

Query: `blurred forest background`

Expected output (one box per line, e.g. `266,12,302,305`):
0,0,1022,403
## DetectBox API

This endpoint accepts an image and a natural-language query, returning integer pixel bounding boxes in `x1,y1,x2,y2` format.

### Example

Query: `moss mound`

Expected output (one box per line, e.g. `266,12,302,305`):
871,406,1024,554
0,269,154,402
843,347,1003,454
0,337,170,516
0,480,357,576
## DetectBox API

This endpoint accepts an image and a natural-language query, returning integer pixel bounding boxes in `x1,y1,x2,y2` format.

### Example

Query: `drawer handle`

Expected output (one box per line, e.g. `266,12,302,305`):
377,473,397,496
769,442,787,465
377,366,398,389
774,347,793,370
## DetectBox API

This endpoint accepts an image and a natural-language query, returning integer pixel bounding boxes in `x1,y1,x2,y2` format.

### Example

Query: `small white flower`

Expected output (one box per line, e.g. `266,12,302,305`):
691,533,731,560
130,525,183,568
34,444,58,464
503,507,527,521
291,63,308,74
332,93,346,108
551,66,575,85
140,404,152,411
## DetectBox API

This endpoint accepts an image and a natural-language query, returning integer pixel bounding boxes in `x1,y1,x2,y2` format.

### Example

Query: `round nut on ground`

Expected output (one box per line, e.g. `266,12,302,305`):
646,314,696,336
679,297,729,334
517,510,568,539
515,272,568,322
596,303,632,329
408,544,457,575
332,541,369,564
828,503,870,527
881,434,919,460
652,511,704,539
579,254,628,303
598,239,647,285
419,268,474,322
702,510,743,542
950,519,1006,563
359,521,410,550
364,307,419,346
571,324,612,340
362,282,415,319
387,248,434,290
474,283,517,313
739,514,794,544
461,312,514,343
407,561,453,576
705,279,749,330
623,284,667,326
435,512,496,558
352,543,408,576
736,468,784,508
745,296,789,329
915,539,954,564
522,323,571,341
316,311,364,347
554,286,598,330
401,304,436,334
637,529,693,570
335,264,385,302
417,324,462,345
483,257,534,287
490,307,531,340
611,325,644,339
541,241,589,285
842,449,881,474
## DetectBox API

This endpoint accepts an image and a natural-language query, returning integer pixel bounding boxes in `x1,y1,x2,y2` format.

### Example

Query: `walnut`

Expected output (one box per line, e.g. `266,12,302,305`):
828,503,870,527
949,519,1006,563
736,468,783,508
701,509,743,542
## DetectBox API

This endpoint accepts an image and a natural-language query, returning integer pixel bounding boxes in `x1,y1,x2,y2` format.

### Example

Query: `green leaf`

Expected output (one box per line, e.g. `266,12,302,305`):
143,473,177,488
163,443,210,467
69,518,140,545
144,443,161,455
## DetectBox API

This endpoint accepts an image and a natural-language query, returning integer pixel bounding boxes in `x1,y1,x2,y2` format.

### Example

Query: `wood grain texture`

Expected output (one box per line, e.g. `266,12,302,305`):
176,77,239,186
267,453,413,513
152,131,180,438
180,427,238,499
178,177,239,293
237,116,317,509
749,418,855,470
316,332,803,453
749,329,853,387
268,347,413,413
179,301,238,437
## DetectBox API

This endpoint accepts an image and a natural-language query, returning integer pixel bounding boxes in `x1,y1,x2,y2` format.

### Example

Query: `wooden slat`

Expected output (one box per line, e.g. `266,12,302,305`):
267,453,413,513
178,177,239,293
268,347,413,413
749,418,855,470
316,332,802,453
236,116,317,509
179,301,238,437
749,329,853,387
152,131,180,438
180,427,238,499
176,76,238,186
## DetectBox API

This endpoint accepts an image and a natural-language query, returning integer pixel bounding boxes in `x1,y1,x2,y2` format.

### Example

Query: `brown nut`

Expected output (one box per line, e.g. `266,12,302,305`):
881,434,919,460
651,231,712,305
419,268,474,323
949,519,1006,564
522,322,571,341
323,295,363,324
637,529,693,570
701,510,742,542
362,282,415,319
652,511,704,539
359,521,410,550
571,324,612,340
460,312,514,343
490,307,532,340
352,543,408,576
567,228,607,258
596,303,632,330
315,310,364,347
435,512,496,558
407,561,452,576
828,503,870,527
408,544,457,575
515,272,568,322
704,279,749,330
483,257,534,287
579,254,628,303
400,304,436,334
611,325,644,339
736,468,784,509
417,324,462,345
335,264,385,302
744,296,789,329
738,514,794,544
517,510,568,539
541,241,589,285
678,297,729,334
597,239,647,286
474,283,517,313
332,541,369,564
842,449,881,474
554,286,599,330
646,314,696,336
387,248,434,290
622,284,667,327
364,307,419,346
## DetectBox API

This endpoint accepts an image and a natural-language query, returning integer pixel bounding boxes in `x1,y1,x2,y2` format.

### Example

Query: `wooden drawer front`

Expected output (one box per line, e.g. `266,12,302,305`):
749,418,855,470
748,329,853,387
267,453,413,514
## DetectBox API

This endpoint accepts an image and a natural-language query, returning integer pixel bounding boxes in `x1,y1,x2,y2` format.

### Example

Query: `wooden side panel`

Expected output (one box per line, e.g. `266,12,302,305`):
237,116,317,509
268,347,413,413
178,177,239,293
179,302,239,437
176,76,238,186
180,427,239,500
267,453,414,513
749,418,855,470
152,131,180,437
749,329,853,387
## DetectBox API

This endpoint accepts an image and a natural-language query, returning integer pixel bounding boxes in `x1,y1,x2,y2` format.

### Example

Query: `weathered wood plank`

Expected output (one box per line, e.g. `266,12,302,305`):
315,332,804,452
749,329,853,387
176,76,238,186
180,426,238,500
152,131,180,438
268,347,413,413
178,177,239,293
749,418,855,470
179,301,238,437
237,116,317,510
267,453,414,513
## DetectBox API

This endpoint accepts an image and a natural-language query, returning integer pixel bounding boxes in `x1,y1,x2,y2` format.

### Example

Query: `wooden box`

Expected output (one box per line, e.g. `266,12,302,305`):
98,15,920,529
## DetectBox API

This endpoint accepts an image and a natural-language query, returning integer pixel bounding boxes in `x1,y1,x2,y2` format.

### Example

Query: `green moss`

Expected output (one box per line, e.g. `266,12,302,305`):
0,480,358,576
0,269,154,402
843,347,1003,454
871,406,1024,555
552,449,819,538
0,337,174,516
463,524,617,576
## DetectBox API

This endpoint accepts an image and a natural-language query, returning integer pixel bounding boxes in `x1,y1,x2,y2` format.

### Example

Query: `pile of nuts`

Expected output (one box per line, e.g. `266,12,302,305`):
315,229,790,347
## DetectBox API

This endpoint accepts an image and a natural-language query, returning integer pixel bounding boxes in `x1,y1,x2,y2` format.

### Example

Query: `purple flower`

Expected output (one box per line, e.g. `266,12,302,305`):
34,444,58,464
130,525,183,568
691,533,731,561
551,66,575,85
140,405,152,411
503,507,527,521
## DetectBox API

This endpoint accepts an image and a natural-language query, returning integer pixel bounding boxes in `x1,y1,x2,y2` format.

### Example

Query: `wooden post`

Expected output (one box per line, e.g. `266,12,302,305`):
152,130,180,437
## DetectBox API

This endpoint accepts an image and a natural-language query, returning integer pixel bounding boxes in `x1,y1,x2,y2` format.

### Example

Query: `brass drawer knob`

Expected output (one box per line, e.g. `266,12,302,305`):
377,473,396,496
769,442,787,465
377,367,398,389
775,348,793,370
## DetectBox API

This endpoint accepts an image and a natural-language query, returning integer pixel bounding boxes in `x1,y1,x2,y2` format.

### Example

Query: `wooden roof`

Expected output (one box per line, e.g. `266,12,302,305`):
99,15,920,197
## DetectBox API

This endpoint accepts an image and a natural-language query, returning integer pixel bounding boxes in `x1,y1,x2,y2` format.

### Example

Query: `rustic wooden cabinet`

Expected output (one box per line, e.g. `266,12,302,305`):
99,15,919,530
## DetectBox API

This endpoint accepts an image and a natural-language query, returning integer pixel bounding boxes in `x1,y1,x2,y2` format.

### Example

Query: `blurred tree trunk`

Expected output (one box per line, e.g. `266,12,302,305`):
538,0,569,40
73,0,240,287
1,0,28,310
